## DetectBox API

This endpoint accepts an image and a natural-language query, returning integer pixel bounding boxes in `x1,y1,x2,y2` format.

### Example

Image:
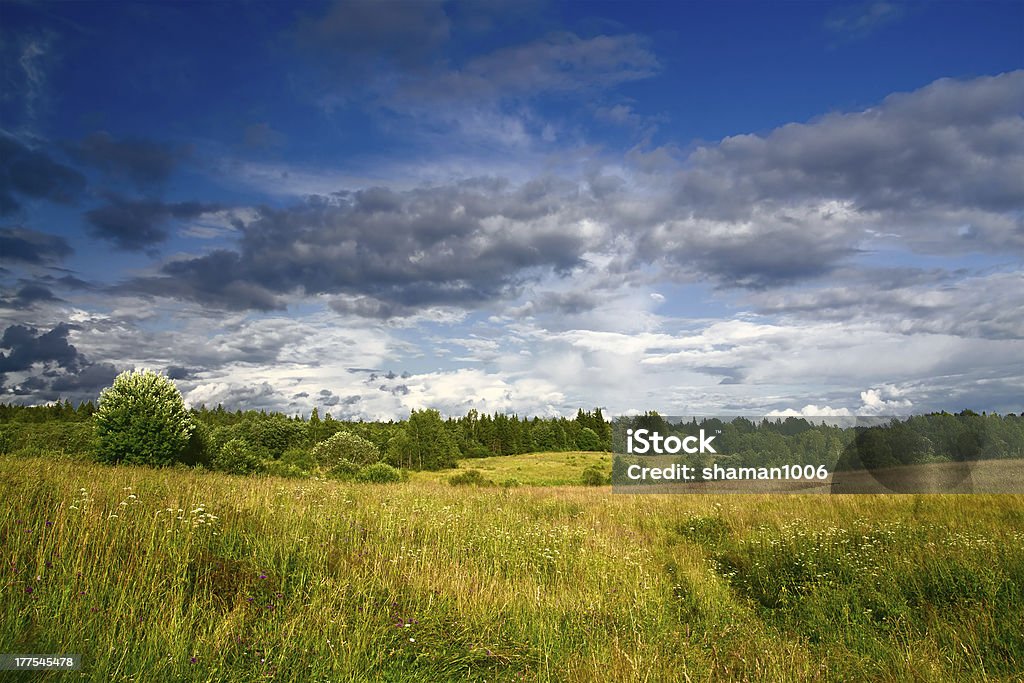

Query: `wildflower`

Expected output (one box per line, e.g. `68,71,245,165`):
190,657,197,664
25,586,33,594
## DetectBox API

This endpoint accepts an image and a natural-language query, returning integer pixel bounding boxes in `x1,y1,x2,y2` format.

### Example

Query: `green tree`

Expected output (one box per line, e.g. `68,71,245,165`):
576,427,601,451
212,438,264,475
387,409,459,470
95,370,195,467
311,430,380,468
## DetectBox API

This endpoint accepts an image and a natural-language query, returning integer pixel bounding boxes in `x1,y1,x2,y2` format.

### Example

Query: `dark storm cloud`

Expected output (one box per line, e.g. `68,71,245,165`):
0,227,73,264
165,365,198,380
47,362,119,397
85,194,222,251
0,283,61,309
0,323,79,374
66,132,188,186
123,179,599,313
0,135,86,215
0,323,122,403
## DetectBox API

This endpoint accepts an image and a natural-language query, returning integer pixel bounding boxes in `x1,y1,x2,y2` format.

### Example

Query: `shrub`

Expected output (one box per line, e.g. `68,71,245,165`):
281,446,315,473
312,431,380,468
327,458,360,481
449,469,494,487
355,462,402,483
581,465,608,486
263,460,308,479
95,370,195,467
212,438,264,475
501,477,523,488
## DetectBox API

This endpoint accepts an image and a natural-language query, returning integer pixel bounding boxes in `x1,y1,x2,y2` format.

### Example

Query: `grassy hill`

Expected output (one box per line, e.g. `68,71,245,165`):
2,454,1022,681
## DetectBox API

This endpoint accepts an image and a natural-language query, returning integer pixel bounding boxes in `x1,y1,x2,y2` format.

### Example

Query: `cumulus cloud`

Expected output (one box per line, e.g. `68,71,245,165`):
123,179,605,312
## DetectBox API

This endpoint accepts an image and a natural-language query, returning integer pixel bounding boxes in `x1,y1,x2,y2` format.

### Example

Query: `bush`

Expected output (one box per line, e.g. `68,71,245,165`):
355,462,402,483
263,460,308,479
581,465,608,486
327,458,361,481
281,446,315,473
501,477,522,488
449,469,494,487
212,438,265,475
95,370,195,467
312,431,380,468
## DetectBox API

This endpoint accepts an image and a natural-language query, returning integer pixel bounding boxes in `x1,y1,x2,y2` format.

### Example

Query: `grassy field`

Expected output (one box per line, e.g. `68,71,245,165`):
409,451,611,487
2,453,1022,682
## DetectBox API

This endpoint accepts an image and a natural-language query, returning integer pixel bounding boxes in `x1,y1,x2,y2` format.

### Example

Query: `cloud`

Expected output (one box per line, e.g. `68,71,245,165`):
0,283,61,309
397,32,659,105
641,71,1024,288
0,134,86,215
825,2,904,37
66,132,188,186
0,321,117,403
122,179,605,312
0,227,73,264
243,123,287,150
85,194,222,251
749,269,1024,340
0,323,79,374
294,0,451,72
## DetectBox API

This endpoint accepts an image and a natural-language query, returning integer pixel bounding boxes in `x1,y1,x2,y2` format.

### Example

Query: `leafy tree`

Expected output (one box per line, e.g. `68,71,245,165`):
387,409,459,470
95,370,195,467
576,427,601,451
212,438,264,475
311,430,380,468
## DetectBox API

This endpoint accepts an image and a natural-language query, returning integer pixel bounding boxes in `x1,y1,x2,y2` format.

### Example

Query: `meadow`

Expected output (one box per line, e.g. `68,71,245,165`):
2,453,1022,682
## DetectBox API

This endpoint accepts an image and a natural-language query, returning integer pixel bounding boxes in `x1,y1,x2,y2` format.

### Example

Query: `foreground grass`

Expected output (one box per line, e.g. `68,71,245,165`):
1,456,1022,681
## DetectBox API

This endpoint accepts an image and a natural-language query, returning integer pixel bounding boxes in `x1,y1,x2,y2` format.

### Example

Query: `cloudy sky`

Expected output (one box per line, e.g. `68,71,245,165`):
1,1,1022,419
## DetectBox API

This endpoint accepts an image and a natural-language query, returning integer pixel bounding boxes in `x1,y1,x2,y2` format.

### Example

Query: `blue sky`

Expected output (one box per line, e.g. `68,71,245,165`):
1,0,1022,418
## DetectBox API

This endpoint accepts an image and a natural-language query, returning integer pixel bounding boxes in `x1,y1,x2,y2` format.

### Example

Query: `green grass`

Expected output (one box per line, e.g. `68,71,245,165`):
411,450,611,486
1,454,1022,681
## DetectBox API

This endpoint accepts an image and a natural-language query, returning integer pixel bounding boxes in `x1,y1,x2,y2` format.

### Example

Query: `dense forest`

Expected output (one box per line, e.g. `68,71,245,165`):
611,411,1024,473
0,399,612,474
1,399,1022,477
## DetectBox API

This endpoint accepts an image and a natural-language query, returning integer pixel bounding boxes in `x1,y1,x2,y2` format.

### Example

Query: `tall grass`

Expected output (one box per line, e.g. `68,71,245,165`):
2,455,1022,681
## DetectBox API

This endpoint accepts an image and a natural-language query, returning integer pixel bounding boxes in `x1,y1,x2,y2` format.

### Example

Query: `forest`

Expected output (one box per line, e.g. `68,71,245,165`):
2,393,1022,479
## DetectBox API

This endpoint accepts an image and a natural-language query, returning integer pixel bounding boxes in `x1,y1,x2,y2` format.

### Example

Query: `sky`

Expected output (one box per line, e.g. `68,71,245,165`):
1,0,1022,419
